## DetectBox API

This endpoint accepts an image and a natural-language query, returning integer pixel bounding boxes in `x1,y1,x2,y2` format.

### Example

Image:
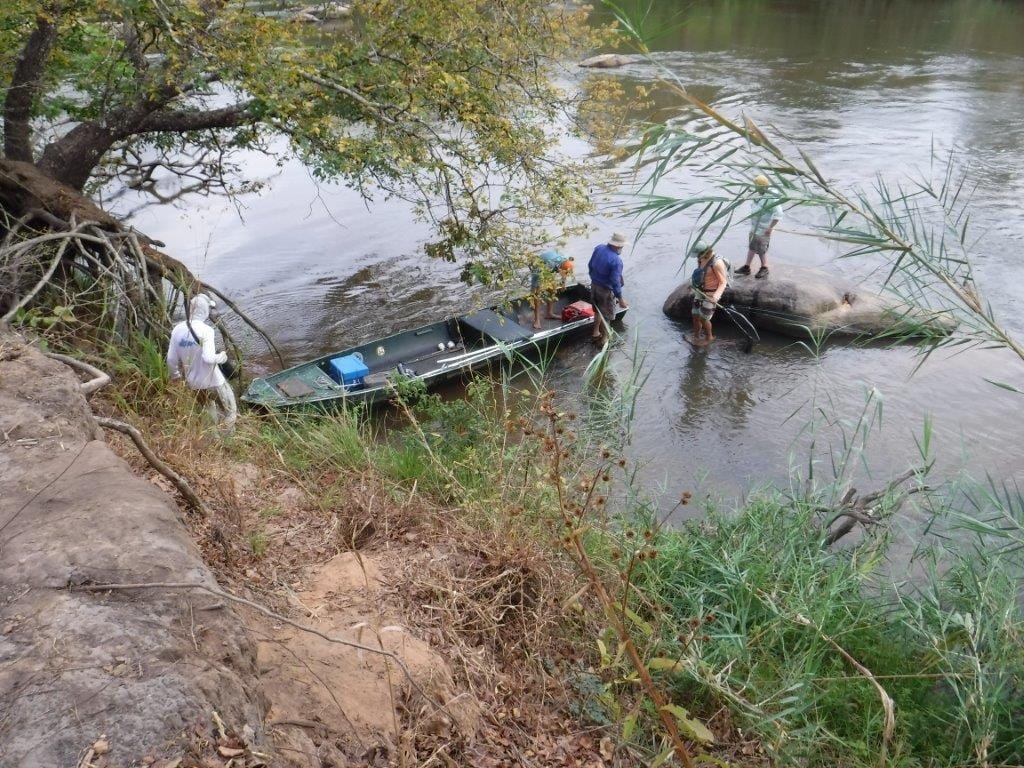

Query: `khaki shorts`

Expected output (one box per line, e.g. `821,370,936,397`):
692,298,715,320
749,234,771,257
591,284,617,323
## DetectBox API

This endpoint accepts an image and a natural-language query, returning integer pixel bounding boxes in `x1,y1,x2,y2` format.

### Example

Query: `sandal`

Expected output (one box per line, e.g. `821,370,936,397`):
755,266,769,279
735,265,751,276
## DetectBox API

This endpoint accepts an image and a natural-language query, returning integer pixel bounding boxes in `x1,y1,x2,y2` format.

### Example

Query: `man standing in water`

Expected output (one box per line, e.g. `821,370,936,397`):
166,293,237,430
588,232,629,344
691,241,728,345
735,174,782,279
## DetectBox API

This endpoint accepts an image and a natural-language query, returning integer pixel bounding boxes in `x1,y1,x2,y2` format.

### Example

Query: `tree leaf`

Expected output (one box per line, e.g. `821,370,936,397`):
662,704,715,744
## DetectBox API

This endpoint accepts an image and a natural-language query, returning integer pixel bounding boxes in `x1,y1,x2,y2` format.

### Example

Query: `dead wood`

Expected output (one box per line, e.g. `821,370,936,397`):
94,416,209,515
42,351,111,395
824,468,930,546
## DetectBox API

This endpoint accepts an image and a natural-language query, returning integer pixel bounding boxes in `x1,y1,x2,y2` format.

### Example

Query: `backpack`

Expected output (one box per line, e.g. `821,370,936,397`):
691,255,731,292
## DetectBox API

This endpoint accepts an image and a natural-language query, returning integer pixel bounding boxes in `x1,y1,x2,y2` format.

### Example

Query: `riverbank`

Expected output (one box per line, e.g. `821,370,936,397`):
0,335,674,766
6,331,1024,766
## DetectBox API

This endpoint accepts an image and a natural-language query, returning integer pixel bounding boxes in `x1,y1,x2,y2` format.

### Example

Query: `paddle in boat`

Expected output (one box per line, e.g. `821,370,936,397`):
241,284,627,409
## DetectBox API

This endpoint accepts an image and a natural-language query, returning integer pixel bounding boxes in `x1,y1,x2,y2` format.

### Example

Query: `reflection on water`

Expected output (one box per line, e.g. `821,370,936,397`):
116,0,1024,507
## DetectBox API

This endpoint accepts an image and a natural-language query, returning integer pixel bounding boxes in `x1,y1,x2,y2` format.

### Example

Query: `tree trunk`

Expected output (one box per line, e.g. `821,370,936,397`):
0,158,119,228
3,8,60,163
37,123,120,191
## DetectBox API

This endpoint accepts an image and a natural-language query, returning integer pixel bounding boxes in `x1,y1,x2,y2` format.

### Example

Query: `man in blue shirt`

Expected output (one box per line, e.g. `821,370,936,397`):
588,232,629,344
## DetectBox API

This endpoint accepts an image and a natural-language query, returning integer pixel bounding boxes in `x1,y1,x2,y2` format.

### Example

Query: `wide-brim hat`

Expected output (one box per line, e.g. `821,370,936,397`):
609,232,628,248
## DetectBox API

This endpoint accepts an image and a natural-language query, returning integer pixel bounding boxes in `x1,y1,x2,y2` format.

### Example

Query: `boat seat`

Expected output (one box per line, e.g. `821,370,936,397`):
277,377,316,398
461,309,534,342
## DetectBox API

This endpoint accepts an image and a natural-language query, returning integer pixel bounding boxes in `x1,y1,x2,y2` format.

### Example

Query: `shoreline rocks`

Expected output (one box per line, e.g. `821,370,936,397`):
662,263,956,340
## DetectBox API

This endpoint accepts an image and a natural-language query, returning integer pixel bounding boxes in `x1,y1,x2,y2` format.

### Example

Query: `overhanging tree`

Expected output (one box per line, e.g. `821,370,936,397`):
0,0,614,340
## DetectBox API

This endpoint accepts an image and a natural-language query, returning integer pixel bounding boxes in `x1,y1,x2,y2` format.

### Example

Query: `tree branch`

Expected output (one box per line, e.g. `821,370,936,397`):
302,74,397,125
94,416,209,515
135,101,257,134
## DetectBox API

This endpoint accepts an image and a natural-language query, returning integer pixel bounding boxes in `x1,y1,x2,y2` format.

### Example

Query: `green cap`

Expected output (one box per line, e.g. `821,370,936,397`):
690,240,712,257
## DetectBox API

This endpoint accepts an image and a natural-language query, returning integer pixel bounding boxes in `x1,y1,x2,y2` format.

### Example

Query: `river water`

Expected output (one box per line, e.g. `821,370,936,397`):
115,0,1024,510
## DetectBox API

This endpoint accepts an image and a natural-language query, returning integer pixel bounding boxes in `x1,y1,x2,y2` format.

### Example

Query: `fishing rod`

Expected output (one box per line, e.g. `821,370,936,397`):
715,301,760,353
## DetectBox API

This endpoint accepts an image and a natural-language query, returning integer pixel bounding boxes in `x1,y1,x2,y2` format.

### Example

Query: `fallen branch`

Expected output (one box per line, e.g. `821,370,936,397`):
825,468,929,546
93,416,208,515
43,351,110,395
71,580,450,718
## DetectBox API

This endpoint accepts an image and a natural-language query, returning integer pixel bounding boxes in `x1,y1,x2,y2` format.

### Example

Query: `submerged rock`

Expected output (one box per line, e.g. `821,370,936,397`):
662,263,956,339
579,53,635,69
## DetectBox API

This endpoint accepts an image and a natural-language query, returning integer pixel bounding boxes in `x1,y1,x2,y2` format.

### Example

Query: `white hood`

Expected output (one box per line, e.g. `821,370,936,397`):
189,294,214,324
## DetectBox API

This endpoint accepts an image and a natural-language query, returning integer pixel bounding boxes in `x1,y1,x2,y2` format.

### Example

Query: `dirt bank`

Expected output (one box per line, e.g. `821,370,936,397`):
1,333,628,768
0,336,265,766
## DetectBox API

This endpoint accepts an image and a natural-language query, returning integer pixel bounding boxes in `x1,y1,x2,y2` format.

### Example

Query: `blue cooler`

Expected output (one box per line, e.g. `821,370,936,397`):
327,353,369,388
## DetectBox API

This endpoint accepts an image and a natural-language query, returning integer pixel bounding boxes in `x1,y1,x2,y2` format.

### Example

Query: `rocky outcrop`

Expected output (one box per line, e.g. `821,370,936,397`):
579,53,635,68
662,264,956,339
0,337,265,766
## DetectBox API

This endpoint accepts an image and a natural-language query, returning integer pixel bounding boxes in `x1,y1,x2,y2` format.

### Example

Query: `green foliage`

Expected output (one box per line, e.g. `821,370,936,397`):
15,303,76,329
1,0,617,279
220,344,1024,767
248,529,269,557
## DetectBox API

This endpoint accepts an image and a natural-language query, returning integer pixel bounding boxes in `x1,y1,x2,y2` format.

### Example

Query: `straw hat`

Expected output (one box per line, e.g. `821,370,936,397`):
609,232,628,248
753,174,771,188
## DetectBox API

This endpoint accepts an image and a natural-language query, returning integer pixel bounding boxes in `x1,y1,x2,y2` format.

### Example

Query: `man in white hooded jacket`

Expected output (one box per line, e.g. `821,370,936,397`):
166,294,237,428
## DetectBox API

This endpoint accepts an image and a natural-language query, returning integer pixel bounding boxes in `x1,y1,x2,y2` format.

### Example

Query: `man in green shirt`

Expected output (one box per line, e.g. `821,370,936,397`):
735,174,782,279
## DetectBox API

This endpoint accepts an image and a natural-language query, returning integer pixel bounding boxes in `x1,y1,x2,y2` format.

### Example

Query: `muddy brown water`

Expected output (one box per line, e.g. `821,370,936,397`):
112,0,1024,513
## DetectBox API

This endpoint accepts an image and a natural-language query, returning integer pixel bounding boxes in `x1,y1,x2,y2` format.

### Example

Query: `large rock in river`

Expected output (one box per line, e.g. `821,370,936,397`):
579,53,635,68
662,263,955,339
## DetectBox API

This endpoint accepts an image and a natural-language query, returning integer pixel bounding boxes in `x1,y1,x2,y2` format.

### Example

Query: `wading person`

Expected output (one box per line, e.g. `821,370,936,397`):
735,174,782,279
588,231,629,344
690,241,728,346
166,293,237,430
531,249,574,329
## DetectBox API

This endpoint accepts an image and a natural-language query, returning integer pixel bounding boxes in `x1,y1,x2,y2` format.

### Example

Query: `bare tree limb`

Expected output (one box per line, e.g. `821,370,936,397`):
135,101,257,134
824,468,929,546
70,580,454,718
43,352,111,395
94,416,209,516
